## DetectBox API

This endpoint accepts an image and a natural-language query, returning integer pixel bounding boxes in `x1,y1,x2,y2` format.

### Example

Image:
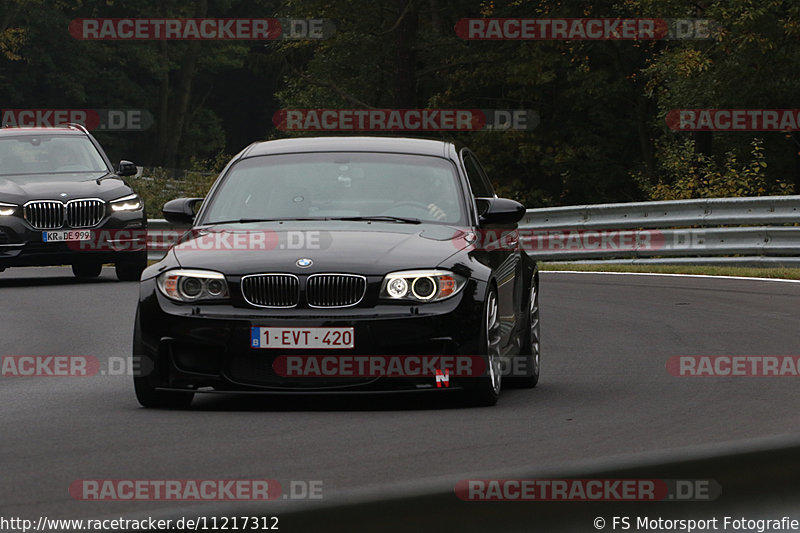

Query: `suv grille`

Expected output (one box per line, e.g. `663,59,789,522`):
66,200,105,228
24,201,64,230
307,274,367,307
25,199,105,230
241,274,300,308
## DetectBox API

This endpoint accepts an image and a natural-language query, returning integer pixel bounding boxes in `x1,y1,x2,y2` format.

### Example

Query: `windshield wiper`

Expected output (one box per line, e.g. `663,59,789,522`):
328,215,422,224
204,215,422,225
204,217,328,225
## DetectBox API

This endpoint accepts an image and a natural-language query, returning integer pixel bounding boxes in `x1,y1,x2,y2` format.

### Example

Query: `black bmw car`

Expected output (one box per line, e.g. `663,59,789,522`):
0,124,147,280
134,136,540,407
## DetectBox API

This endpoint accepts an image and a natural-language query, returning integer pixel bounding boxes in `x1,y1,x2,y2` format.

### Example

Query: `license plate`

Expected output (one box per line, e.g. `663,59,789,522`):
250,327,354,349
42,230,92,242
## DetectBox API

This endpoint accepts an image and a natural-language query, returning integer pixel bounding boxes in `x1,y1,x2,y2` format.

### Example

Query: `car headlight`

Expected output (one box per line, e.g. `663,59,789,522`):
0,202,16,216
157,269,229,302
110,193,143,212
380,269,466,302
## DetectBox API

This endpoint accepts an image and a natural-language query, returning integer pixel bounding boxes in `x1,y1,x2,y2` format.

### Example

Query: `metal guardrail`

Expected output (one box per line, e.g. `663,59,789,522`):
520,195,800,230
146,195,800,265
146,218,184,261
519,195,800,264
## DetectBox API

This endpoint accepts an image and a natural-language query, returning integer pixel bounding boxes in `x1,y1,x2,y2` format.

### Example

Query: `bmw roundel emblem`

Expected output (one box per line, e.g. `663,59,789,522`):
296,258,313,268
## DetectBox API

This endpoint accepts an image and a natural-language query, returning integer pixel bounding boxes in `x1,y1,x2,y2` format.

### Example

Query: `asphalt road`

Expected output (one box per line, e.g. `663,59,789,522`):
2,267,799,524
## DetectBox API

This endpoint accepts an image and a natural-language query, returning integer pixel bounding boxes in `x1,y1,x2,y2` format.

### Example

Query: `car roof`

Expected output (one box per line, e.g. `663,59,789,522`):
0,125,87,137
242,136,453,159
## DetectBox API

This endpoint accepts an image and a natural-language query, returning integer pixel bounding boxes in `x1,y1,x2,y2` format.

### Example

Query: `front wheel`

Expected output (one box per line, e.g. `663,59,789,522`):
508,274,540,388
132,310,194,409
466,287,502,406
116,254,147,281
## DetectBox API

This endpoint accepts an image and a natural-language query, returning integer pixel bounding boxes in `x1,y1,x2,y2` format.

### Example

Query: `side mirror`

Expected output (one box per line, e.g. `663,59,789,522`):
476,197,526,226
117,160,137,177
163,198,203,225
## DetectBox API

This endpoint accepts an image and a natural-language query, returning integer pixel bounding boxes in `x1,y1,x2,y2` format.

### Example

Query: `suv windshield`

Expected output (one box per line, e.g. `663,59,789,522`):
0,134,109,177
202,152,466,225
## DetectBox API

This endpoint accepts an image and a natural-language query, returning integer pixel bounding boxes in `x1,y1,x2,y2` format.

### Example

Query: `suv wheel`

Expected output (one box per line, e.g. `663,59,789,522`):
72,261,102,278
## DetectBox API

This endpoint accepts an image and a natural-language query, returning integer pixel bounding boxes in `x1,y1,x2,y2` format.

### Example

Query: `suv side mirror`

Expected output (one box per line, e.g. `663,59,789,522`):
476,197,526,226
117,160,137,177
163,198,203,225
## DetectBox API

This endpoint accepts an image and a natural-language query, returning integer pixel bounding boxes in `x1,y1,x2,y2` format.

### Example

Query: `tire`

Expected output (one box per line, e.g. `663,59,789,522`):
116,254,147,281
134,373,194,409
466,286,502,406
132,309,194,409
71,261,102,278
508,274,540,388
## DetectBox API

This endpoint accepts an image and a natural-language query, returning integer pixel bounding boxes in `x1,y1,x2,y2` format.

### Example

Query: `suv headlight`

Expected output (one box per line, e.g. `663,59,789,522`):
380,269,466,302
157,269,229,302
0,202,16,216
110,193,143,212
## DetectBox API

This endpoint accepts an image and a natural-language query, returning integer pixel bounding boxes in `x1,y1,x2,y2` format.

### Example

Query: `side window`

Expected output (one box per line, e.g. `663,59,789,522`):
461,151,494,198
471,154,496,197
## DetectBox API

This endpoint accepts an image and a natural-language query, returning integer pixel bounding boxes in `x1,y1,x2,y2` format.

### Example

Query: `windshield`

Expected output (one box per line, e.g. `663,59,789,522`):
0,134,109,177
202,152,466,225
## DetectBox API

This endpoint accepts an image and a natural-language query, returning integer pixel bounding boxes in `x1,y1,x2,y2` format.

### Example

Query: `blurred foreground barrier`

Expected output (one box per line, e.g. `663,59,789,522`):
119,435,800,532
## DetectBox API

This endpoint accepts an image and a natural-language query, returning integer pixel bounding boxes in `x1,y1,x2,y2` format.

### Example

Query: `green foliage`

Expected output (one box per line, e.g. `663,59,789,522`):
130,167,220,219
638,138,794,200
634,0,800,198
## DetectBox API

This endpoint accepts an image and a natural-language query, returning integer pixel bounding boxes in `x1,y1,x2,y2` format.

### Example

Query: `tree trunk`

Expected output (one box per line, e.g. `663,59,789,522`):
163,38,202,169
636,93,656,178
392,0,418,108
693,131,712,156
155,39,169,167
157,0,207,169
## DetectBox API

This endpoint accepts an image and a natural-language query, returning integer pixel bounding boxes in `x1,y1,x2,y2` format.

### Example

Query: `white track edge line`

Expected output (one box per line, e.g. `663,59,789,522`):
540,270,800,283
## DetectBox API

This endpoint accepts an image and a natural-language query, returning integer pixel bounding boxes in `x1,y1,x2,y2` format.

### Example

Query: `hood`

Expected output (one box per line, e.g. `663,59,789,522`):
170,221,472,277
0,172,132,204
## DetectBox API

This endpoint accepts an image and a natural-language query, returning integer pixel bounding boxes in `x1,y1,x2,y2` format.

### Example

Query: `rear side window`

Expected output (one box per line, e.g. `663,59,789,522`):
461,151,494,198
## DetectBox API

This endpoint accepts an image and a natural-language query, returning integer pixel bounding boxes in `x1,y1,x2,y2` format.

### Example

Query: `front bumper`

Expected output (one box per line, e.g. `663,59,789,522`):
136,276,487,393
0,210,146,267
